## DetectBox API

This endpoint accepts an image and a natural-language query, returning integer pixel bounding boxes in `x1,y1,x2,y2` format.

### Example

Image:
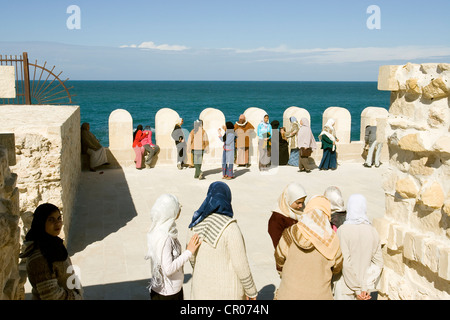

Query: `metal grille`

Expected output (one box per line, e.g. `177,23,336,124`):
0,52,73,105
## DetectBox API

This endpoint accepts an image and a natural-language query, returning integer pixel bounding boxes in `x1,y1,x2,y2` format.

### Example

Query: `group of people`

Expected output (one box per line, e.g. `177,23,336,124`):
21,179,383,301
133,125,161,170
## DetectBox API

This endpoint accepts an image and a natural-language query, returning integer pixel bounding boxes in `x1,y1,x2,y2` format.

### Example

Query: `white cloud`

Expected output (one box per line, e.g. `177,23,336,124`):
220,45,450,64
120,41,189,51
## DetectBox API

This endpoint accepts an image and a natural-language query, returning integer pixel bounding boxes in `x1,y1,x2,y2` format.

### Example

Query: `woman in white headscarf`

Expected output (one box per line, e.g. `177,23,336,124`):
145,194,201,300
297,117,317,173
318,119,338,170
323,186,347,231
286,116,300,167
333,194,383,300
268,182,307,248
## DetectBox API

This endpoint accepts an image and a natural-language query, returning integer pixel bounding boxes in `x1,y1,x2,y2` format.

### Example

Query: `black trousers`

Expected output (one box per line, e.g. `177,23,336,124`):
150,289,184,300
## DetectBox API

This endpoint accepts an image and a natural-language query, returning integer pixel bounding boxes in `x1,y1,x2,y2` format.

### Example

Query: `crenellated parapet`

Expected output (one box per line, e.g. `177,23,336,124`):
374,63,450,299
107,106,389,167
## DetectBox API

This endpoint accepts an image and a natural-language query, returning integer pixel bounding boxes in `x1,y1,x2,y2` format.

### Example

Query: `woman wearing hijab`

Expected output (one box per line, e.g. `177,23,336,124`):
145,194,201,300
188,120,209,179
219,121,236,179
20,203,83,300
297,117,317,173
257,114,272,171
132,124,147,170
187,182,258,300
323,186,347,231
275,196,343,300
268,182,307,248
318,119,338,170
286,117,300,167
81,122,109,172
334,194,383,300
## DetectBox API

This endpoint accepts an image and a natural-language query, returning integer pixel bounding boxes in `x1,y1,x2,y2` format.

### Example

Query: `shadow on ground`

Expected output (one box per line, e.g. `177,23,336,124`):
67,166,138,255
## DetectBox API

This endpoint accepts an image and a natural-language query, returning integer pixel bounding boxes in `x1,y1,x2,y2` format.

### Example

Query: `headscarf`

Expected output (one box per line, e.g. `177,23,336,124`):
297,117,317,150
189,182,234,228
145,194,181,288
22,203,68,271
323,186,346,213
273,182,307,220
344,194,371,225
319,118,336,151
296,196,340,260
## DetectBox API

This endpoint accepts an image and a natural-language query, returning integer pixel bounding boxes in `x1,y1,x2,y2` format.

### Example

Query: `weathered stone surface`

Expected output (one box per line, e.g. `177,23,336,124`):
406,78,421,95
395,176,419,199
419,181,445,209
398,133,427,152
433,135,450,155
0,66,16,99
378,65,400,91
422,78,449,100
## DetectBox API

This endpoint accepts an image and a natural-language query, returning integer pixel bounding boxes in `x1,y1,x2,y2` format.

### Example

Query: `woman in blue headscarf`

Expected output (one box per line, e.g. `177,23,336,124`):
187,182,258,300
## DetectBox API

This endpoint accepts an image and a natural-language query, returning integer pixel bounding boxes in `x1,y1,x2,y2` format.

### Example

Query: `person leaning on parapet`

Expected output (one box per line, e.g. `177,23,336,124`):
318,119,338,171
286,116,300,167
188,119,209,180
218,121,236,179
171,118,188,170
333,194,383,300
297,117,317,173
257,114,272,171
187,182,258,300
142,125,160,168
132,124,147,170
268,182,307,249
80,122,110,172
363,120,383,168
20,203,83,300
274,195,342,300
234,114,254,168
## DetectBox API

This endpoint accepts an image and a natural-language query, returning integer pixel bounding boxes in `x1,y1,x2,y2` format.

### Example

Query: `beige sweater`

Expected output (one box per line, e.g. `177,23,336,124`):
335,224,383,299
275,224,343,300
187,214,258,300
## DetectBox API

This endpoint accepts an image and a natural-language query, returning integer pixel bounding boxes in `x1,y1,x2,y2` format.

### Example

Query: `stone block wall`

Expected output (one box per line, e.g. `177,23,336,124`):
374,63,450,299
0,133,22,300
0,105,81,241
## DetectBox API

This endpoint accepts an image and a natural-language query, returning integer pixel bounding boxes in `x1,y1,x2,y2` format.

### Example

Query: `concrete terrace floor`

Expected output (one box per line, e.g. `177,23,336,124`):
25,159,387,300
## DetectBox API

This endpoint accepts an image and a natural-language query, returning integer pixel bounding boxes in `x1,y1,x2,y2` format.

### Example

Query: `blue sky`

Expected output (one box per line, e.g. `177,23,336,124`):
1,0,450,80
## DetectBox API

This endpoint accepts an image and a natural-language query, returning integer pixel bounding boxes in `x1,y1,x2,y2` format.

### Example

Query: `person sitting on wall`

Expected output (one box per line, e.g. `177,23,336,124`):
142,125,160,168
81,122,109,172
363,120,382,168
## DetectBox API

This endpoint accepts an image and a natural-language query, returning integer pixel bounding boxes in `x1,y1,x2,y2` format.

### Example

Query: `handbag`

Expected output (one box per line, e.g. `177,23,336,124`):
300,147,312,157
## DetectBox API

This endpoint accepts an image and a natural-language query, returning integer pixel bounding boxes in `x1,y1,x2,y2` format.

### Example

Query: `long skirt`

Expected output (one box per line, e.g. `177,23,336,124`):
133,146,145,169
236,147,249,165
287,148,299,166
319,148,337,170
87,147,108,169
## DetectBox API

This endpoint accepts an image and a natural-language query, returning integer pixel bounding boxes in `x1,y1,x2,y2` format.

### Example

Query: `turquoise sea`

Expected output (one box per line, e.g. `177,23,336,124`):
69,81,391,146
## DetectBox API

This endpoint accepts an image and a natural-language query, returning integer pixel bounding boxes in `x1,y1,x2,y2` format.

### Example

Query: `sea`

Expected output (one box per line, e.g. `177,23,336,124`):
68,81,391,147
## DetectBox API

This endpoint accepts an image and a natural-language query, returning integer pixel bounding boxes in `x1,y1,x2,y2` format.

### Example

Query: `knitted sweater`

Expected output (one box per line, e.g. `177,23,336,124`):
21,242,83,300
187,214,258,300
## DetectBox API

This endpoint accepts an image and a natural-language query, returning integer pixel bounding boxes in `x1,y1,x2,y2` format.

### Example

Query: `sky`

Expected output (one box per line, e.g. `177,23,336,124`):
1,0,450,80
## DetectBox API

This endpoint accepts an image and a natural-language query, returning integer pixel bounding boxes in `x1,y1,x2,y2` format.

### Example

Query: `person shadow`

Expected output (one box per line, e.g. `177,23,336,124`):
257,284,276,300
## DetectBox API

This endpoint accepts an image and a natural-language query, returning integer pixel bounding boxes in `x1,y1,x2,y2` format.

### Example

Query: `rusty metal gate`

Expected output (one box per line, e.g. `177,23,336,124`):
0,52,73,105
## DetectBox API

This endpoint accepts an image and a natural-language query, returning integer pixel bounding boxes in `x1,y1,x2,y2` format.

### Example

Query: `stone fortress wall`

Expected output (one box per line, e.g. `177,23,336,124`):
0,63,448,299
374,63,450,299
